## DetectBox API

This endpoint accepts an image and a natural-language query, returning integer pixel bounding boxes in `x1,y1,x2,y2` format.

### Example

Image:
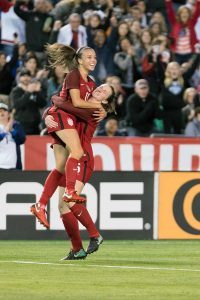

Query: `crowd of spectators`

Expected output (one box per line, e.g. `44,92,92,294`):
0,0,200,138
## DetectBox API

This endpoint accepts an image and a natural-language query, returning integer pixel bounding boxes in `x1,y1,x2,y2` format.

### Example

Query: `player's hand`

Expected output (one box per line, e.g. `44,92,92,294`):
45,115,58,128
52,95,65,107
93,106,107,123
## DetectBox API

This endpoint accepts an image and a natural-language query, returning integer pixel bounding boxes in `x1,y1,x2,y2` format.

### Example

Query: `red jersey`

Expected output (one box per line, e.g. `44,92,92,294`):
56,68,97,144
59,68,96,102
48,68,96,133
51,96,97,143
77,120,96,145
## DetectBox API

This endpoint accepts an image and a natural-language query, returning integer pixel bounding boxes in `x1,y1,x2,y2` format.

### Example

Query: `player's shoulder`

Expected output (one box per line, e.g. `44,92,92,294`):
67,68,80,77
66,68,80,82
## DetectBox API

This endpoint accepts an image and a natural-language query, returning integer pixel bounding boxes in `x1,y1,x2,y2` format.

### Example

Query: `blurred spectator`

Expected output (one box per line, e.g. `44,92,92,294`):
51,0,76,24
46,65,65,106
53,13,87,49
86,13,103,47
129,20,142,49
0,51,15,104
14,0,54,63
128,5,142,23
149,22,164,39
0,102,26,169
142,37,172,94
179,52,200,88
0,6,26,57
109,0,129,17
194,87,200,107
96,115,127,136
189,43,200,88
10,43,27,78
161,61,185,134
149,11,168,33
186,0,200,42
91,29,117,84
73,0,97,17
86,11,111,47
182,87,197,125
165,0,200,64
136,29,152,71
24,55,39,78
16,55,49,95
0,0,13,12
10,68,46,134
116,21,131,50
95,0,117,14
125,79,163,136
137,0,149,27
106,75,127,120
185,107,200,136
114,37,140,87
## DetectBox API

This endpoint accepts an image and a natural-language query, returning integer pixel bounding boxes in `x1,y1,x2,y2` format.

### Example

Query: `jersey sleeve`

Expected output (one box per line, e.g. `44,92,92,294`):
65,69,80,90
52,95,95,122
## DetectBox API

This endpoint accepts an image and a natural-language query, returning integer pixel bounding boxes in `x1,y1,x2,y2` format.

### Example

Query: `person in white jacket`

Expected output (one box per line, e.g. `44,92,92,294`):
57,13,87,49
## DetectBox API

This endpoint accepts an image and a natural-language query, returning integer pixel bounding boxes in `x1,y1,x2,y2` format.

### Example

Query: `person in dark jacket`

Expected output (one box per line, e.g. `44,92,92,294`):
114,37,141,88
10,68,46,134
0,51,15,101
125,79,163,136
160,61,187,134
90,29,117,85
0,102,26,169
73,0,97,18
14,0,54,62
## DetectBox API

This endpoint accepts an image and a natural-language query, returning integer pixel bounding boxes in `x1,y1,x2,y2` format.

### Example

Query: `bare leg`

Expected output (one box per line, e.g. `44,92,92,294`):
56,129,86,203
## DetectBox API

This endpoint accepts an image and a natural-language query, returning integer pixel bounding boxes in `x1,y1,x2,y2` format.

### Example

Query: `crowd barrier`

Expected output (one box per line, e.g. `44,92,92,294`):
0,170,200,240
22,136,200,171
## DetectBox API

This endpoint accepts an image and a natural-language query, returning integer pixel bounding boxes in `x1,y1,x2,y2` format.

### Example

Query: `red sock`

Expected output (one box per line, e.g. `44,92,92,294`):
39,169,63,208
61,212,83,252
59,174,66,187
65,157,79,193
71,204,99,238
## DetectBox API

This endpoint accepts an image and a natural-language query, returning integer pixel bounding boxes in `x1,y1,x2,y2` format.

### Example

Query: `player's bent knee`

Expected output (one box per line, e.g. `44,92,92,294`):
70,146,84,160
58,201,70,214
56,164,65,174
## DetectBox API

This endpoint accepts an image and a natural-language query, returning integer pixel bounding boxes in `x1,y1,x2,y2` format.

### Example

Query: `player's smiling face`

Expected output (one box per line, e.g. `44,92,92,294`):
92,84,112,102
79,49,97,72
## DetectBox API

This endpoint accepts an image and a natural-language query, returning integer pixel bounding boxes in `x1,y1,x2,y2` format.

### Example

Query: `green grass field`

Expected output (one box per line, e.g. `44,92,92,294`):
0,240,200,300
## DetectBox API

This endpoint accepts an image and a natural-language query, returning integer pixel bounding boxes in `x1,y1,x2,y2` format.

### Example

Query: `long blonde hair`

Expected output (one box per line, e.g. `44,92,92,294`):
183,87,197,102
46,44,95,71
46,43,77,70
164,62,184,87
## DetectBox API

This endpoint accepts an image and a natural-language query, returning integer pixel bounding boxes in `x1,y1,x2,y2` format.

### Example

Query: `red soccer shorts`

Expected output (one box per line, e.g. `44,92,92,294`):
47,107,77,134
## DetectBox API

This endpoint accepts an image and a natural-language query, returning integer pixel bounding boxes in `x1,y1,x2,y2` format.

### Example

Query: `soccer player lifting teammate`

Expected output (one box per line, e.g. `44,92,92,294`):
31,44,115,259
